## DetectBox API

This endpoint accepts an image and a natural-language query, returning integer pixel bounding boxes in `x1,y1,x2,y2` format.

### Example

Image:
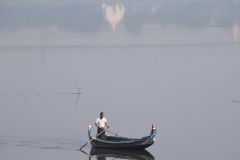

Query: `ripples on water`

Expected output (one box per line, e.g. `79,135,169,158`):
0,136,81,150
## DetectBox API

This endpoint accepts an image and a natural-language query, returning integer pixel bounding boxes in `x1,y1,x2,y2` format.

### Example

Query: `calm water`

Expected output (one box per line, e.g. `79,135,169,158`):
0,0,240,160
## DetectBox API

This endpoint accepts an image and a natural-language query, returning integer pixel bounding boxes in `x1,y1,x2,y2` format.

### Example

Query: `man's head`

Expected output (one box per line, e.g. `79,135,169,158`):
100,112,104,119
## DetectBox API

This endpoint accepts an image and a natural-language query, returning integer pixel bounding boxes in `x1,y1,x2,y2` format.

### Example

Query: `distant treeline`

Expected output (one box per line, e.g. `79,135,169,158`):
0,1,239,33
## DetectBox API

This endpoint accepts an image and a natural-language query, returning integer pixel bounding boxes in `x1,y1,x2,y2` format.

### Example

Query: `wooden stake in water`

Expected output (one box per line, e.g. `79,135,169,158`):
74,80,81,107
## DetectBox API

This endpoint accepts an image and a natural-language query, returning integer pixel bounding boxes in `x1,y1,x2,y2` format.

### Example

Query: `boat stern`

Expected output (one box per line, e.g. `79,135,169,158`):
88,122,92,139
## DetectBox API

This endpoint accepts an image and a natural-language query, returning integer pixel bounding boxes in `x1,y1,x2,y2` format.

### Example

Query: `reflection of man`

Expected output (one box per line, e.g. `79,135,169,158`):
97,156,106,160
95,112,109,139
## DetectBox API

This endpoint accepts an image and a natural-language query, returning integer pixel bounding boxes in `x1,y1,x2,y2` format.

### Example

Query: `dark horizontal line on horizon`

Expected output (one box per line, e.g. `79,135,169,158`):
0,42,239,50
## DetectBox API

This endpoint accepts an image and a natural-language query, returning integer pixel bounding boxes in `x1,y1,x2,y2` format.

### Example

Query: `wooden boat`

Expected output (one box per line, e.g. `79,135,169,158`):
87,122,156,149
89,148,155,160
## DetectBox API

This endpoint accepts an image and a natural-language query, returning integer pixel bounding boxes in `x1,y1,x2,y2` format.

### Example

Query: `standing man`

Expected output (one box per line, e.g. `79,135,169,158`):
95,112,110,139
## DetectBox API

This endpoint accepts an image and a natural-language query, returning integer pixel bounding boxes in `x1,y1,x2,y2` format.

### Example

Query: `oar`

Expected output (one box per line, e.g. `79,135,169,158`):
106,130,123,137
80,128,106,150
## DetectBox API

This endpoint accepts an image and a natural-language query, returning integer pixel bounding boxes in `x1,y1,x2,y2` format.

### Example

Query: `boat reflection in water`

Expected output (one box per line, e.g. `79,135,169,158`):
89,148,155,160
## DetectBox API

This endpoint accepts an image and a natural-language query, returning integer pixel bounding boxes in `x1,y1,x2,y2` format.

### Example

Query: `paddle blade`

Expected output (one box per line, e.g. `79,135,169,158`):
80,143,88,150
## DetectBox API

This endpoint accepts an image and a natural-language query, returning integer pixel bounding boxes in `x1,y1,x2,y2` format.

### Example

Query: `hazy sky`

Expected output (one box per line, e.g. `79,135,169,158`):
0,0,239,46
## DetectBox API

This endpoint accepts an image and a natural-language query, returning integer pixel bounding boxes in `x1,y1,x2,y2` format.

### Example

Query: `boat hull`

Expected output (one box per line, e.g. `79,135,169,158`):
91,143,154,149
91,139,154,149
87,123,156,150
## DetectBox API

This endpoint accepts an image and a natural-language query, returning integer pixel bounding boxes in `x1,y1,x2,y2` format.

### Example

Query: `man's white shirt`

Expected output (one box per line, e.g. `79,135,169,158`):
96,117,107,128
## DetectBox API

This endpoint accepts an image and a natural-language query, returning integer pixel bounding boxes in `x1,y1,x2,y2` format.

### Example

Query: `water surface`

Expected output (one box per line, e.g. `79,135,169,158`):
0,0,240,160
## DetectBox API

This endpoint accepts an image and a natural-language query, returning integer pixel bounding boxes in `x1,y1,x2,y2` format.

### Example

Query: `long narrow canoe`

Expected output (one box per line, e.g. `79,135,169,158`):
88,123,156,149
